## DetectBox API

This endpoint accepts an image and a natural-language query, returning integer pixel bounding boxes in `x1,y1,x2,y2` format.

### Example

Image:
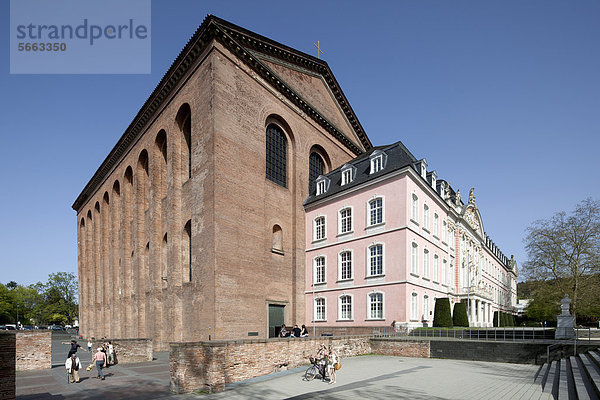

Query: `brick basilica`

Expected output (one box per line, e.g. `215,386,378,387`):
73,16,372,349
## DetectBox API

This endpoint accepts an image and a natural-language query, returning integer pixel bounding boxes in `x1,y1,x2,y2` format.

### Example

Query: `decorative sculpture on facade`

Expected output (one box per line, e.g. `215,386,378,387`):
469,187,476,204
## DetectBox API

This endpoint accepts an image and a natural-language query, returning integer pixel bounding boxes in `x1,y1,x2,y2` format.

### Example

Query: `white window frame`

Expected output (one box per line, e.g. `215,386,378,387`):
423,204,430,230
341,167,354,186
433,254,439,282
338,207,353,234
368,197,384,226
338,294,353,321
411,292,418,321
411,193,418,222
338,250,353,281
433,213,439,237
367,243,384,277
370,155,383,174
314,297,326,321
314,256,326,284
442,259,448,285
411,242,419,275
423,249,430,279
442,220,447,243
367,291,384,320
313,216,326,242
423,295,429,321
315,176,330,196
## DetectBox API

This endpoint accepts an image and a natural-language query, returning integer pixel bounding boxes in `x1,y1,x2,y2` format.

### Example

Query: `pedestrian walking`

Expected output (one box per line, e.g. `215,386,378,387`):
93,347,107,380
65,354,81,383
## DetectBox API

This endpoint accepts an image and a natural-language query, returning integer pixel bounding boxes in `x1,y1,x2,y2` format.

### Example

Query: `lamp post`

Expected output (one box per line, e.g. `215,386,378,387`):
312,265,315,337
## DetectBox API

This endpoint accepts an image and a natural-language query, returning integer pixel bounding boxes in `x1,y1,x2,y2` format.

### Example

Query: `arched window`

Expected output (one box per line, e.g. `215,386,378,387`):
411,194,418,221
155,130,168,199
308,152,324,193
266,124,287,187
411,242,418,275
183,220,191,282
161,233,168,287
314,256,326,284
368,292,384,319
423,295,430,321
176,104,191,181
423,249,429,278
411,292,418,320
314,297,326,321
368,244,383,276
339,295,352,320
339,250,352,281
272,225,283,254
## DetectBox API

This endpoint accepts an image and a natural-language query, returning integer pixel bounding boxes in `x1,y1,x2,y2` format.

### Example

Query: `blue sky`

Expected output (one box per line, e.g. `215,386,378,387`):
1,1,599,286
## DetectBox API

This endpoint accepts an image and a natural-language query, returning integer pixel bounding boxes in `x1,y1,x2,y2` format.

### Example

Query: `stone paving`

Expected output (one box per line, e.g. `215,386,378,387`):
16,336,553,400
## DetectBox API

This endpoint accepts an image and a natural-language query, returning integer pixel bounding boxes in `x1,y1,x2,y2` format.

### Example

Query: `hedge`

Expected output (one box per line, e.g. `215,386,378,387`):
433,298,453,327
453,302,469,327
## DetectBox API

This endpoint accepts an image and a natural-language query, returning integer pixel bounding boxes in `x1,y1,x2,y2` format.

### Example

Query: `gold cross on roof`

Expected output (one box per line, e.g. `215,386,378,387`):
314,40,324,59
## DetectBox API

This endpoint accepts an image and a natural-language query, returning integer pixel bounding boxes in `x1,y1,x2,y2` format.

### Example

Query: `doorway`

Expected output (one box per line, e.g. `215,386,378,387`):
268,304,285,338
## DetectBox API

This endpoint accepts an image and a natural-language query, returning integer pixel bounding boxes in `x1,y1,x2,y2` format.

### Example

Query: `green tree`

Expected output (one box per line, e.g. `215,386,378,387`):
38,272,78,325
433,298,453,327
522,198,600,321
452,302,469,327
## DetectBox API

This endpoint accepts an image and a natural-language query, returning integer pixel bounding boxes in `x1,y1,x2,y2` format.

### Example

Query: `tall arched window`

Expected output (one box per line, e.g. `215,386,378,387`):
155,130,168,199
308,152,324,193
183,220,191,282
272,225,283,254
266,124,287,187
176,104,191,181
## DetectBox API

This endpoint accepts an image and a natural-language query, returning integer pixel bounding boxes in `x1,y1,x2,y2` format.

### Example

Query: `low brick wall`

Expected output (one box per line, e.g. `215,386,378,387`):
89,338,153,364
16,331,52,371
371,338,430,357
0,332,16,400
170,336,373,393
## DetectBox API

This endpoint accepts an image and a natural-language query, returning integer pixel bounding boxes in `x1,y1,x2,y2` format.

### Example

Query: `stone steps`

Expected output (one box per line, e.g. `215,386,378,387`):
535,347,600,399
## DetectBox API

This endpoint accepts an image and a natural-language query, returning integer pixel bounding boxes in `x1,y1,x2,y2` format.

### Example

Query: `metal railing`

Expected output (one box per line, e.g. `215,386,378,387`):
373,326,559,342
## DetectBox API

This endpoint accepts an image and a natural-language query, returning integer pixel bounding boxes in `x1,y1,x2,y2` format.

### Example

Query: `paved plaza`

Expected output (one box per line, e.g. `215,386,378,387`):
16,336,552,400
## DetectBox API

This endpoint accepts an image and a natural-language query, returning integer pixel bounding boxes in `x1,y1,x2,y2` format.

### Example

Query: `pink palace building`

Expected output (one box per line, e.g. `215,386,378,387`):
304,141,517,332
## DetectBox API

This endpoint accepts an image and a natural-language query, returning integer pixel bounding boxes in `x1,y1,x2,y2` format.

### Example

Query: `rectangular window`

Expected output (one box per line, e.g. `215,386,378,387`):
315,298,325,321
339,208,352,234
423,205,429,229
433,213,439,237
433,255,439,282
316,180,326,195
423,296,429,320
314,217,325,241
369,245,383,276
442,259,447,284
411,243,418,274
340,251,352,280
370,156,383,174
423,249,429,278
340,296,352,320
369,293,383,319
314,257,325,284
369,198,383,226
341,169,352,185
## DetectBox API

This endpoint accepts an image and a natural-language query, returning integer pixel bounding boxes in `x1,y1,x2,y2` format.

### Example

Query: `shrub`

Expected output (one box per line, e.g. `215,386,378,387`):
453,302,469,327
433,298,453,327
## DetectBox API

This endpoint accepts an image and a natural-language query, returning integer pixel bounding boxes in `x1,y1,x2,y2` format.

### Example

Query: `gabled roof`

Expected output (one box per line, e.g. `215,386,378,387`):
73,15,372,211
304,140,418,206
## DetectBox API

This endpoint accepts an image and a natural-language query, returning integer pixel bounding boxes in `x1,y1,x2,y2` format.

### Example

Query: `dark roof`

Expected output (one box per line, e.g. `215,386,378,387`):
72,15,372,212
304,140,419,206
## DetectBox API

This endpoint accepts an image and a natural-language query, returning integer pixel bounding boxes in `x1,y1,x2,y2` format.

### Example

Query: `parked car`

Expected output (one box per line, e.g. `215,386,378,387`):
0,325,7,330
49,325,65,331
5,324,16,330
22,325,34,330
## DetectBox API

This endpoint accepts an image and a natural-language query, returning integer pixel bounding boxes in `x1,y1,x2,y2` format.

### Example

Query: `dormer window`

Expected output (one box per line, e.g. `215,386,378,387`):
341,164,356,186
315,175,330,195
427,171,437,190
369,150,387,174
415,158,427,179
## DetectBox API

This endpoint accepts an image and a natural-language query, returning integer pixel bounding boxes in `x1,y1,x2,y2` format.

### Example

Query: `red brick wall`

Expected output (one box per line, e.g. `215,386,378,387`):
0,332,16,400
171,336,428,393
16,331,51,371
371,338,430,358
